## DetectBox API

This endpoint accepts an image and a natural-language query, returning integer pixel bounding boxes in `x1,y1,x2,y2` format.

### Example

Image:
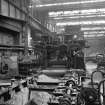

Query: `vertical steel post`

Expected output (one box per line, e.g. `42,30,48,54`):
103,81,105,105
24,0,30,55
0,0,1,14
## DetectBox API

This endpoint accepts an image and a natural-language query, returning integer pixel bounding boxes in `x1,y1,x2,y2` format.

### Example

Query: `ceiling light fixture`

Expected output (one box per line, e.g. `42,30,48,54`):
81,27,105,31
84,34,96,37
84,34,105,37
52,14,105,20
84,31,105,34
36,0,105,7
49,8,105,17
56,20,105,26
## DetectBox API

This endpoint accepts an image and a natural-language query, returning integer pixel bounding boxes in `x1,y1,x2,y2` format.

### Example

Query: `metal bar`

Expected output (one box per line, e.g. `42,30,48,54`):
103,81,105,105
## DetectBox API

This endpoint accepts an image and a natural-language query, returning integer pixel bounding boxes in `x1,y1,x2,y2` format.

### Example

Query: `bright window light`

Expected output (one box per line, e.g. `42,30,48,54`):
49,8,105,17
53,14,105,20
97,34,105,36
74,35,78,39
36,0,105,7
84,34,96,37
84,34,105,37
84,35,88,37
81,27,105,31
84,31,105,34
56,20,105,26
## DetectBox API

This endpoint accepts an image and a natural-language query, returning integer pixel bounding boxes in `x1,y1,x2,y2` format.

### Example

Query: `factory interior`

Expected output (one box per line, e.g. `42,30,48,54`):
0,0,105,105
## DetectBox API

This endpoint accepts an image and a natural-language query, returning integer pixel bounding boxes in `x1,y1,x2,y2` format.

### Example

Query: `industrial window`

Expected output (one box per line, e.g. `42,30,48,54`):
21,0,27,11
0,32,14,45
36,0,105,7
1,0,9,16
16,9,21,19
10,5,15,18
21,13,26,20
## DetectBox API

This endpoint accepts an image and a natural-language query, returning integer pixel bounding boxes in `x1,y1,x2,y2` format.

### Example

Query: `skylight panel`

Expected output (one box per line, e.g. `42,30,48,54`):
36,0,105,7
49,8,105,18
56,20,105,26
84,31,105,34
81,27,105,31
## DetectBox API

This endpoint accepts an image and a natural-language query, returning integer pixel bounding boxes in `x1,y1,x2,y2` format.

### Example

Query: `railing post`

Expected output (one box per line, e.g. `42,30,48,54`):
103,81,105,105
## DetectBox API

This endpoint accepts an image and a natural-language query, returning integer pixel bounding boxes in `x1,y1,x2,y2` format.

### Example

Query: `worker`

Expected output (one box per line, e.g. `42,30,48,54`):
75,49,85,70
